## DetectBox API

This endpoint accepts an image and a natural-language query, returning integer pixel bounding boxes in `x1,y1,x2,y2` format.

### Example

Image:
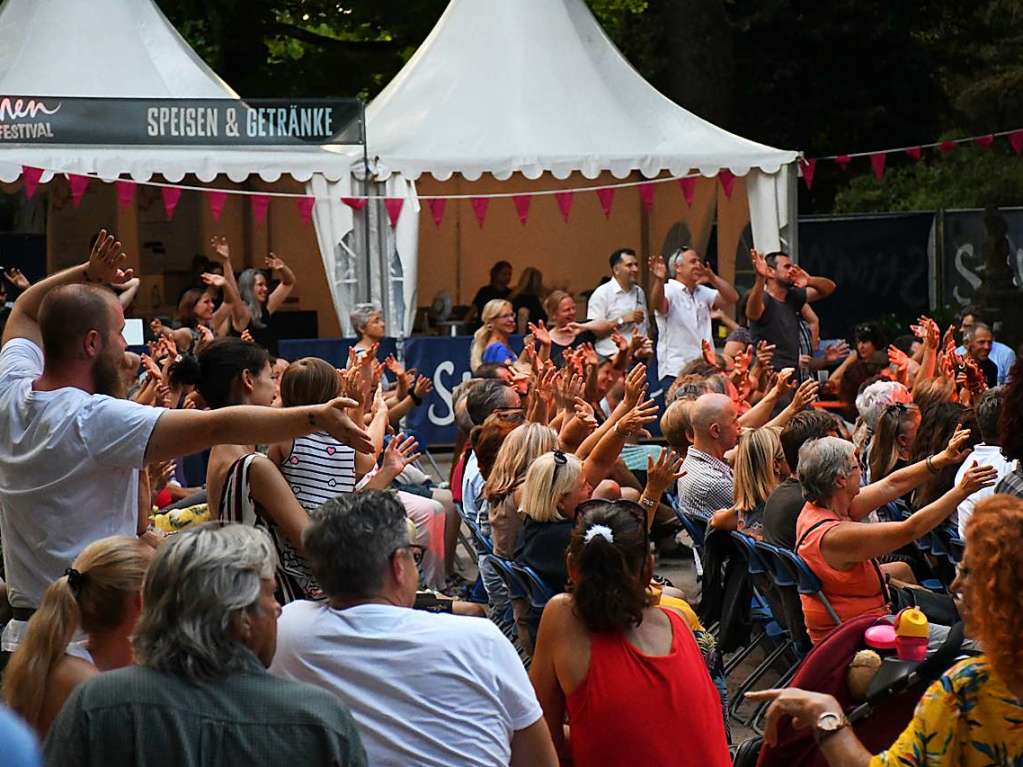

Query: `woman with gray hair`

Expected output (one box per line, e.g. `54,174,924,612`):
794,436,997,643
44,523,367,766
236,251,296,354
350,302,385,357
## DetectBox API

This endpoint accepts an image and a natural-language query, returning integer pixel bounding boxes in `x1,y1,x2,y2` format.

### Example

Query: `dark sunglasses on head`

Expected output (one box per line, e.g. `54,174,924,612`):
552,449,568,484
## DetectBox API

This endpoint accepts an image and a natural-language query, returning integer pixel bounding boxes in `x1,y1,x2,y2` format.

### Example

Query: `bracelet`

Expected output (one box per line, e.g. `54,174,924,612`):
409,391,423,406
639,496,657,509
926,454,939,474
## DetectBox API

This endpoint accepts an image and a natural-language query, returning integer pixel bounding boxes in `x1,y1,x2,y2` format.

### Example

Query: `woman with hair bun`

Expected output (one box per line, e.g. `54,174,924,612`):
3,536,151,737
529,502,730,767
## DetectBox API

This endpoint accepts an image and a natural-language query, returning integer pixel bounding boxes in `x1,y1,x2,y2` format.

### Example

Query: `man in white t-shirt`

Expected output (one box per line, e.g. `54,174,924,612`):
0,230,373,653
955,387,1014,538
648,248,739,389
271,490,557,767
581,248,649,358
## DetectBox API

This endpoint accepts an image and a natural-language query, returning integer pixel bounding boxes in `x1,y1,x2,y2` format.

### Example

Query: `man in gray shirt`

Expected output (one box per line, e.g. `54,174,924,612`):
45,525,366,767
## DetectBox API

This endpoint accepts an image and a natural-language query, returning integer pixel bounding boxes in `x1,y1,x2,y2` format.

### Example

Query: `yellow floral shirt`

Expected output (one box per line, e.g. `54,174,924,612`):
871,656,1023,767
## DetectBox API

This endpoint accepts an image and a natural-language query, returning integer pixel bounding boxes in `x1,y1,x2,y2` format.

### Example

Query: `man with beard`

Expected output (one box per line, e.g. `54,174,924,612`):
747,249,835,373
0,231,373,660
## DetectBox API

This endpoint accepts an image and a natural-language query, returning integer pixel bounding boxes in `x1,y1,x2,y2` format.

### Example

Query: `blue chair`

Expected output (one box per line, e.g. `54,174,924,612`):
482,555,527,600
947,535,965,564
511,561,556,611
770,545,843,628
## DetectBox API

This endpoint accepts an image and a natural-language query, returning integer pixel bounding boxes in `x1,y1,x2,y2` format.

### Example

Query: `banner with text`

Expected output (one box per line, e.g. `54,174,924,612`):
0,96,364,145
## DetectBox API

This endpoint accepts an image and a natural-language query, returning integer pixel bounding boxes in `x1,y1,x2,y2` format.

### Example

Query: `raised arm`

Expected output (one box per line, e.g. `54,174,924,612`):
702,263,739,307
207,236,251,333
794,265,836,302
746,249,769,323
144,396,372,463
111,276,141,308
264,253,296,315
3,230,134,347
648,256,668,315
822,463,997,568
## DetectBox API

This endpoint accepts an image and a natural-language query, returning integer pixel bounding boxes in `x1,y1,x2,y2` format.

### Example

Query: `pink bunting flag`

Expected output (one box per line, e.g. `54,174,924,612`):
554,191,573,223
905,146,922,161
512,194,531,225
251,194,270,225
341,196,367,211
296,196,315,225
21,166,43,199
638,183,655,211
115,180,136,209
1010,131,1023,155
870,152,886,181
835,155,851,171
161,186,182,221
718,169,736,199
678,177,696,207
428,198,446,228
207,190,228,222
384,197,404,228
69,174,89,208
975,134,995,150
471,197,489,227
596,187,615,218
799,158,816,190
938,140,957,155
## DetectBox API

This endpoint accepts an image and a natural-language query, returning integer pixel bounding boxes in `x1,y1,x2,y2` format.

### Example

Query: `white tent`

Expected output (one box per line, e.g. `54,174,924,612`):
327,0,801,336
0,0,368,332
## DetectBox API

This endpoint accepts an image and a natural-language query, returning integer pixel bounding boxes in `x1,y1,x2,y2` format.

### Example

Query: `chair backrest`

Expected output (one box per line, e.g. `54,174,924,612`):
729,531,768,576
457,502,494,555
511,561,556,610
482,555,526,600
755,540,798,588
774,546,842,628
671,506,707,549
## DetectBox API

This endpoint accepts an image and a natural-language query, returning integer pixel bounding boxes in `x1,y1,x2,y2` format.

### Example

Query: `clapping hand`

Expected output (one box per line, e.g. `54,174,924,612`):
750,248,771,279
622,363,648,409
701,339,719,368
265,253,286,271
85,229,134,285
381,434,422,475
2,267,29,290
413,374,433,399
528,320,552,347
648,255,667,281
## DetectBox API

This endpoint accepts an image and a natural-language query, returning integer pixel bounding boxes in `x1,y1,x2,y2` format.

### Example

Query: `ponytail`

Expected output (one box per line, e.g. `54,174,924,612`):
2,576,80,732
2,536,150,735
568,503,650,634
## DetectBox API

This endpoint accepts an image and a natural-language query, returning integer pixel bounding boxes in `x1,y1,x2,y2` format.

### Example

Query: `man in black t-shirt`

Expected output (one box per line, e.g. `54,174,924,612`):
747,250,836,371
468,260,513,329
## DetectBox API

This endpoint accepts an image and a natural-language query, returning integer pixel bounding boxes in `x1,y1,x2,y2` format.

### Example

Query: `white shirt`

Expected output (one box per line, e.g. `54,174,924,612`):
654,280,718,378
955,444,1016,539
461,451,485,527
0,339,162,617
271,601,543,767
586,278,649,357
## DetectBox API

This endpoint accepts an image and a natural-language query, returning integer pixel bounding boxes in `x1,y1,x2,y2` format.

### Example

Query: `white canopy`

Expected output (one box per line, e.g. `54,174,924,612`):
0,0,351,183
366,0,798,182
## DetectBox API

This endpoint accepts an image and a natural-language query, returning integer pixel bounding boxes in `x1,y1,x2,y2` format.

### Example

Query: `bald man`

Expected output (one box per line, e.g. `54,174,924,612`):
676,392,740,519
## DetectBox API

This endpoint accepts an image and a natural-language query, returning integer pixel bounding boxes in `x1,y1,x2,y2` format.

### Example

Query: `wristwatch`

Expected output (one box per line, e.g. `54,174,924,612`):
814,711,849,743
616,316,625,329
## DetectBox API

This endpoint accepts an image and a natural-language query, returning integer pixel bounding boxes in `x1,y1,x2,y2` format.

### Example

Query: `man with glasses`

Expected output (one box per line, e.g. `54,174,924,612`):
272,491,557,767
582,248,649,358
648,248,739,389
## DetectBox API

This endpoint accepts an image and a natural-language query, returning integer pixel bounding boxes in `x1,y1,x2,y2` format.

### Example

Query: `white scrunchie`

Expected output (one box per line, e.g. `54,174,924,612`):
583,524,614,545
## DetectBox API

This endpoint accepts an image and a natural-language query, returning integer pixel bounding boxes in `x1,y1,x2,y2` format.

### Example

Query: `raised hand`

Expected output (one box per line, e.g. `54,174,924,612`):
789,264,810,289
194,324,215,354
771,367,797,397
319,396,374,453
610,331,628,353
887,344,910,371
701,339,719,368
791,378,819,411
240,329,255,344
201,272,226,289
147,459,176,493
265,253,286,271
937,424,972,467
381,434,422,474
3,267,29,290
616,398,659,436
528,319,552,347
958,461,999,495
209,235,230,263
648,255,667,280
750,248,771,279
140,353,164,382
754,340,776,369
413,374,433,398
623,363,648,409
85,229,134,285
383,354,405,376
573,396,597,427
645,447,684,497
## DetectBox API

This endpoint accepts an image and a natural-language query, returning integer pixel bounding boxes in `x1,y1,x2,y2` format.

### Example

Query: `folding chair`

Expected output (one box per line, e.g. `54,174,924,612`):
771,544,843,628
511,561,556,611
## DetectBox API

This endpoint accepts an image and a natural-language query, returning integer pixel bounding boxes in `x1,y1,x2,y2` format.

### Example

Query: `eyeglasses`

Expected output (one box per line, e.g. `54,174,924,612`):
392,544,425,566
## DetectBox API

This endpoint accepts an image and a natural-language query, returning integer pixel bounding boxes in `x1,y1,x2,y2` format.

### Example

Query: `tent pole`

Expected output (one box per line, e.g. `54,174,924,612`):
361,103,373,304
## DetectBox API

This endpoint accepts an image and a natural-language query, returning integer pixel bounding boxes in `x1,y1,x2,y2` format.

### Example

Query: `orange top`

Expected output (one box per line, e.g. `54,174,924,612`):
796,502,888,643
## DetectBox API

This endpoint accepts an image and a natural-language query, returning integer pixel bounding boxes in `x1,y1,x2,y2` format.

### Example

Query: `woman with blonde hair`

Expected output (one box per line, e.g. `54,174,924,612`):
484,422,559,557
3,536,151,737
470,298,518,371
750,493,1023,765
710,427,787,537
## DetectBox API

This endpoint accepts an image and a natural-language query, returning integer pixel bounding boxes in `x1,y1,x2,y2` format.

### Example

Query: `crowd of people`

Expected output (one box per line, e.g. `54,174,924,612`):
0,230,1021,766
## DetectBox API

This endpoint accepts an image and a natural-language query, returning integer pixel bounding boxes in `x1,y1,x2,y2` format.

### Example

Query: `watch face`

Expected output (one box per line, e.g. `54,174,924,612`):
818,712,842,732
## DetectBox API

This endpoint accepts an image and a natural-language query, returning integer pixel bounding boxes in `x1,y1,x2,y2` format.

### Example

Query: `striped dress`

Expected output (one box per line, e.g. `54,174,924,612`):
278,432,358,513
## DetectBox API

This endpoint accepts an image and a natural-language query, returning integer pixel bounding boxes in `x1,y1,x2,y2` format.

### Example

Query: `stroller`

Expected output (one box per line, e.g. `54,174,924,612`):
732,614,968,767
